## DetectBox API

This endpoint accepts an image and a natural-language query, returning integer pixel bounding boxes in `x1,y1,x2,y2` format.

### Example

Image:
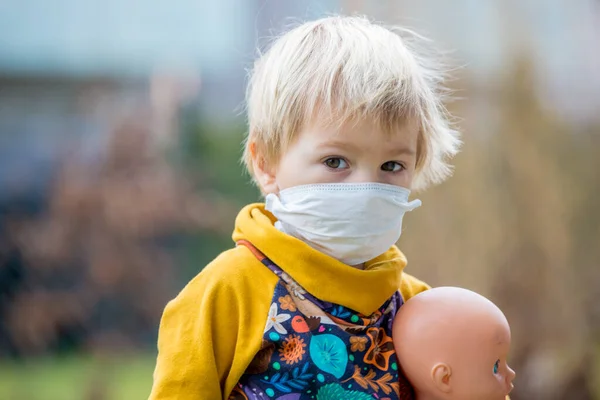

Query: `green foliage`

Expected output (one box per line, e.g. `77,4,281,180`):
178,116,260,207
0,354,156,400
175,116,261,280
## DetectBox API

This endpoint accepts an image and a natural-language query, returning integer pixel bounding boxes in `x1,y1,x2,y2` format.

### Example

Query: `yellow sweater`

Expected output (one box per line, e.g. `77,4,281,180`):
148,203,430,400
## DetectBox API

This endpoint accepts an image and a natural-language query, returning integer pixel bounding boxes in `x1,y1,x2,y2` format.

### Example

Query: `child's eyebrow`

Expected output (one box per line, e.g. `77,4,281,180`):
386,146,416,156
315,136,353,145
316,140,416,156
316,140,357,152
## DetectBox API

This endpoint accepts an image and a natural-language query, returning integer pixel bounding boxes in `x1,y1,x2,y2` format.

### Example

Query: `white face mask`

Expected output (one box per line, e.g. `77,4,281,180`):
265,183,421,266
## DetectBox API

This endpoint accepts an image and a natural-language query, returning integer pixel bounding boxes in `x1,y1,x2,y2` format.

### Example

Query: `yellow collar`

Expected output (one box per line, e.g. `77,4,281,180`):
232,203,407,315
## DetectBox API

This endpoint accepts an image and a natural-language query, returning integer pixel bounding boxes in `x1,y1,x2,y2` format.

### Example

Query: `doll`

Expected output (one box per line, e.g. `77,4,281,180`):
392,287,516,400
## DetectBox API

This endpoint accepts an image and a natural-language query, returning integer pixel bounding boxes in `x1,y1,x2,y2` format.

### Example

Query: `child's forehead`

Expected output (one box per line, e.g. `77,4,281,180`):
304,111,419,138
291,116,419,158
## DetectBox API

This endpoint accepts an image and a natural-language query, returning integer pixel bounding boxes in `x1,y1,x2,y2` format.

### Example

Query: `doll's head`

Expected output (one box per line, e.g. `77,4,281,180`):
392,287,515,400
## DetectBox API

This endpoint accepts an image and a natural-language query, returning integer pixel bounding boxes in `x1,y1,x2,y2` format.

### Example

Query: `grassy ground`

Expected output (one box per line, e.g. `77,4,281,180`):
0,353,156,400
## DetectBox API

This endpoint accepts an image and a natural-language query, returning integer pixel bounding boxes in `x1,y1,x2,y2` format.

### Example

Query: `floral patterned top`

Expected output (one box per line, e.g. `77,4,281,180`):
229,240,414,400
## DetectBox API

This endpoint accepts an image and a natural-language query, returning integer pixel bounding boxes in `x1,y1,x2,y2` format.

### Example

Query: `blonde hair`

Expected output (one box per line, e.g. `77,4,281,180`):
243,15,461,191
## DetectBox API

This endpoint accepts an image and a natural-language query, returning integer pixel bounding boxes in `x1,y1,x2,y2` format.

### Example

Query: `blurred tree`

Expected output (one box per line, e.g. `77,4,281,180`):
400,55,600,400
0,117,237,356
175,110,260,280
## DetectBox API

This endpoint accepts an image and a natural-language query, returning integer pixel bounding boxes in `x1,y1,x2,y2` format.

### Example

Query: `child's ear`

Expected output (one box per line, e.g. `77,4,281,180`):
431,363,452,393
249,141,278,194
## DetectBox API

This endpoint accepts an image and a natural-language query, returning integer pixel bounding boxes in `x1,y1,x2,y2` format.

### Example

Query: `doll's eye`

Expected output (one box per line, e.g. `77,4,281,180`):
493,360,500,374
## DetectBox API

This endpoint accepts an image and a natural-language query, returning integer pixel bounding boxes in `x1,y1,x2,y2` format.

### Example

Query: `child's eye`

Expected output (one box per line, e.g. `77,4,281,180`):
493,360,500,374
381,161,404,172
324,158,348,169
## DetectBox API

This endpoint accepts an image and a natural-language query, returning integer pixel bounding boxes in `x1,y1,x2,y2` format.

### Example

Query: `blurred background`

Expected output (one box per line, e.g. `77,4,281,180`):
0,0,598,399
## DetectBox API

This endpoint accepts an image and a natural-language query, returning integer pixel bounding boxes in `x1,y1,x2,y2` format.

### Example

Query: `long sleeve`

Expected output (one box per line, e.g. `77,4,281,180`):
148,247,279,400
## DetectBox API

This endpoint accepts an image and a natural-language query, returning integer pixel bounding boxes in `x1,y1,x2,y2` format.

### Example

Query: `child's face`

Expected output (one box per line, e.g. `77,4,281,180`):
256,117,419,194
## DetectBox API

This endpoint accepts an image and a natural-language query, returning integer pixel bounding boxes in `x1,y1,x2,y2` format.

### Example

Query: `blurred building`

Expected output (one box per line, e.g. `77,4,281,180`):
0,0,599,198
1,0,598,115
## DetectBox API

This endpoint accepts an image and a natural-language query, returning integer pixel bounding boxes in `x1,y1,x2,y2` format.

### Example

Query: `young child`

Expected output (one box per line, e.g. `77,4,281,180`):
149,15,460,400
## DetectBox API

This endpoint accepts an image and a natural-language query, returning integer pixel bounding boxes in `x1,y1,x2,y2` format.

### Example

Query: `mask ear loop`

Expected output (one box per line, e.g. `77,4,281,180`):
405,199,422,210
392,198,422,210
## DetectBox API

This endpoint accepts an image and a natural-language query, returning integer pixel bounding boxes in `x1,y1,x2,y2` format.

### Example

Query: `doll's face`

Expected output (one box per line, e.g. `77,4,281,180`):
392,287,516,400
449,321,515,400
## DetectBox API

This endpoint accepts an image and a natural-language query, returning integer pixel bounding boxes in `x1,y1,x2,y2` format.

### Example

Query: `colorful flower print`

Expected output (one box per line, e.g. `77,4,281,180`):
364,327,395,371
315,383,374,400
280,272,307,300
260,363,313,394
279,295,297,312
349,336,368,352
279,334,307,365
234,240,412,399
264,303,291,334
309,334,348,379
291,316,310,333
330,305,351,319
342,366,402,397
